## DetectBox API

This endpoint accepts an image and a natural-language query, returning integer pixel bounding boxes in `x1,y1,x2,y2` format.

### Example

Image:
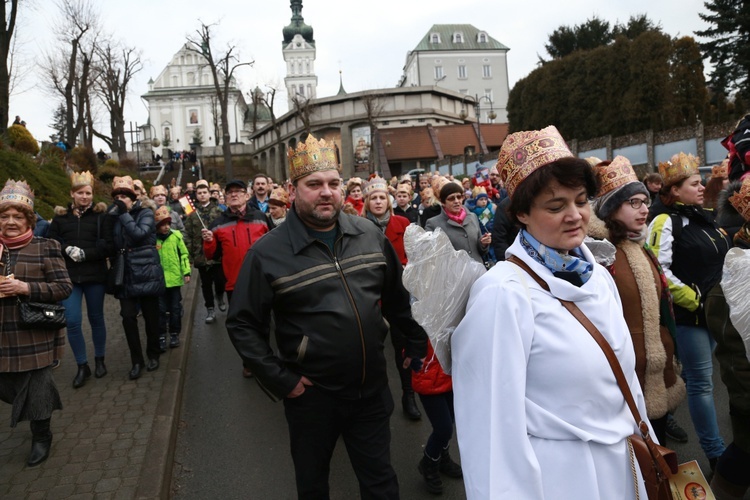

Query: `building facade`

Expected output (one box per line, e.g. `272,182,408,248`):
283,0,318,107
399,24,511,123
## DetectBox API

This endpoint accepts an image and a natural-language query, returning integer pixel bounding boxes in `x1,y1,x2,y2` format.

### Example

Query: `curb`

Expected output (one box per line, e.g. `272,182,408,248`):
135,278,199,499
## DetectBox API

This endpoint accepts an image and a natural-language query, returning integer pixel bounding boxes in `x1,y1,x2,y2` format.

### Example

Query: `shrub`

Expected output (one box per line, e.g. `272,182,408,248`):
6,124,40,155
68,146,98,172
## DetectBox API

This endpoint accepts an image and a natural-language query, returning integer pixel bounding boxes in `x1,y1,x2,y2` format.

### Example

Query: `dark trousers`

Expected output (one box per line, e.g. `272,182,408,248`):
283,385,399,500
197,264,225,308
389,326,413,393
119,296,161,365
419,391,455,459
159,286,183,334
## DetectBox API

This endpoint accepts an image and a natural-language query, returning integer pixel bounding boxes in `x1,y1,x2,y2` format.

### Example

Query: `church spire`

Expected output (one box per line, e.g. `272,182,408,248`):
283,0,314,45
337,71,347,96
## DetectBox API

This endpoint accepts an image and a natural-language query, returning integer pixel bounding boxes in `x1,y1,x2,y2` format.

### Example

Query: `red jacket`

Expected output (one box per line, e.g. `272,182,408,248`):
203,205,269,291
385,214,410,266
412,341,451,395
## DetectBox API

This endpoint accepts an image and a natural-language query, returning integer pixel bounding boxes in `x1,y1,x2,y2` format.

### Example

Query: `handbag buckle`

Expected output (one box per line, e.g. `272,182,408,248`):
44,310,54,318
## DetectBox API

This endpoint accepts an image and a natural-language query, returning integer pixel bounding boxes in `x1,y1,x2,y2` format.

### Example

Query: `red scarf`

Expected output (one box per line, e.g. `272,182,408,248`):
0,229,33,249
445,207,467,224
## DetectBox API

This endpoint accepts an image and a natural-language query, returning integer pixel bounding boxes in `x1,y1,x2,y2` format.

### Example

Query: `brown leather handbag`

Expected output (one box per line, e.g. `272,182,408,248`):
508,256,678,500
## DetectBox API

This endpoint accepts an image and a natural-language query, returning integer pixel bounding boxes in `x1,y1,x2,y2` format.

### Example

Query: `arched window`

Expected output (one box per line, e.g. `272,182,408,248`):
453,32,464,43
478,32,487,43
430,33,440,44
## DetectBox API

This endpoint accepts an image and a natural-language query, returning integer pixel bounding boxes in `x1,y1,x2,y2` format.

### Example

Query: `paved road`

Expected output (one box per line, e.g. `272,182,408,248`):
171,307,466,499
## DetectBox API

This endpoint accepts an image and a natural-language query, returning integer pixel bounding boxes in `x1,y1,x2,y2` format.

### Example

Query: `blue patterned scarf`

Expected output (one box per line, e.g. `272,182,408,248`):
519,229,593,286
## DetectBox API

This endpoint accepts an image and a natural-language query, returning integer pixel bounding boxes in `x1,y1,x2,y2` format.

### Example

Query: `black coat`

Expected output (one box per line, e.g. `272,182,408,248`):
48,202,109,284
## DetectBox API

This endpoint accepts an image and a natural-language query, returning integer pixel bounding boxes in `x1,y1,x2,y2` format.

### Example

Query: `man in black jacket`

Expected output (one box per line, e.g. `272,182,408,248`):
226,135,427,499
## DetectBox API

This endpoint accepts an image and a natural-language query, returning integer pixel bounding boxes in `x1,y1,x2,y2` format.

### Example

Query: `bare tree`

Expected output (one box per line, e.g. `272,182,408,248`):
0,0,19,131
291,94,317,136
186,21,253,180
259,86,286,181
92,41,142,157
361,92,386,175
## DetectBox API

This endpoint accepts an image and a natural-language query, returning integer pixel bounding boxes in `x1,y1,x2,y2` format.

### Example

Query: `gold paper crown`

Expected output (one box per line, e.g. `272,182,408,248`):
595,156,639,198
363,176,389,197
287,134,340,181
154,206,172,225
150,185,168,198
0,179,34,209
396,183,412,194
658,153,700,186
712,159,729,179
729,178,750,221
196,179,209,189
431,176,449,198
112,176,135,196
269,187,290,207
209,183,221,192
497,125,573,198
71,170,94,189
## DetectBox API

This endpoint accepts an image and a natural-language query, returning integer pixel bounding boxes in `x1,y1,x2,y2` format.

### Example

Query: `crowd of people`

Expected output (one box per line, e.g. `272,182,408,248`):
1,122,749,499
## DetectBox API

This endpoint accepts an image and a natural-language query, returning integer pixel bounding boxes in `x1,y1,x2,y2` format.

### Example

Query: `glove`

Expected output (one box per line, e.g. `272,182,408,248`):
65,246,86,262
108,199,127,216
408,357,423,373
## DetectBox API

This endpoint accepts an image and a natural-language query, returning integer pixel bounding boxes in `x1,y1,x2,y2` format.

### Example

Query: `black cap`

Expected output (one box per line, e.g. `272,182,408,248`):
225,179,247,191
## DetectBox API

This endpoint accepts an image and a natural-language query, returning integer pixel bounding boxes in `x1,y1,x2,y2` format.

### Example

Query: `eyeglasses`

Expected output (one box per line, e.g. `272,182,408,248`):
445,194,464,202
626,197,650,209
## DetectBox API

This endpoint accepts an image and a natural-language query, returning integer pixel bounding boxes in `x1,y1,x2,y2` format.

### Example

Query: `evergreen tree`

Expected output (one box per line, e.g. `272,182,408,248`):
696,0,750,101
49,103,67,143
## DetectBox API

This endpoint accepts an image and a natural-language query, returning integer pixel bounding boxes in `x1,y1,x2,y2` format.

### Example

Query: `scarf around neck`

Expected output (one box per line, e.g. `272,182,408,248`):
445,206,467,224
366,211,391,231
0,228,34,250
520,229,593,286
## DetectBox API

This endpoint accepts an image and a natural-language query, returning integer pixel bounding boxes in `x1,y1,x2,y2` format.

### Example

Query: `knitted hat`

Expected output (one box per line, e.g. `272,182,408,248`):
658,152,700,187
287,134,340,182
70,171,94,190
593,156,649,218
0,179,34,209
268,187,290,207
439,181,464,203
497,125,573,198
154,206,171,226
112,176,136,200
729,177,750,221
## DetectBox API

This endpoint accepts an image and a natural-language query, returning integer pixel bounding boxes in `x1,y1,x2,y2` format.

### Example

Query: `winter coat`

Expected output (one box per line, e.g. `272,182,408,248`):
48,202,109,284
490,197,518,261
393,205,419,224
425,208,488,264
385,214,411,266
184,200,223,267
106,199,166,299
156,230,191,288
203,203,270,291
412,341,452,395
0,238,72,372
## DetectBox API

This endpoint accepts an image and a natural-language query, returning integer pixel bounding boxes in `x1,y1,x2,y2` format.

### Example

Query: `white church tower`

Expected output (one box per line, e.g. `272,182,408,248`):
282,0,318,108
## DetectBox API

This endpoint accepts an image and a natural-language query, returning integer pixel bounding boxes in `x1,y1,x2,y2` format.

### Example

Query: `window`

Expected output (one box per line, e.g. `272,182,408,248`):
478,33,487,43
400,120,408,124
430,33,440,44
298,86,304,97
418,118,425,123
453,32,464,43
458,65,467,79
382,121,390,126
434,66,444,80
483,65,492,78
291,84,296,95
484,89,493,101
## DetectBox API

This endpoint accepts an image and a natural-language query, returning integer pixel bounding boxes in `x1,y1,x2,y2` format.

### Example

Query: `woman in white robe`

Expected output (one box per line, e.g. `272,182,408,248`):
451,126,650,499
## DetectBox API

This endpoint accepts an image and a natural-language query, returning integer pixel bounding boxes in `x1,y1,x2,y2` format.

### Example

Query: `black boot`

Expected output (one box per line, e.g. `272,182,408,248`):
72,363,91,389
402,390,422,421
27,419,52,467
439,446,463,478
418,453,443,494
94,357,107,378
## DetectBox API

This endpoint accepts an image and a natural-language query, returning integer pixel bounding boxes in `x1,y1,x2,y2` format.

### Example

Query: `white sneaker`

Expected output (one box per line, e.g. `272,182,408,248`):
205,307,216,324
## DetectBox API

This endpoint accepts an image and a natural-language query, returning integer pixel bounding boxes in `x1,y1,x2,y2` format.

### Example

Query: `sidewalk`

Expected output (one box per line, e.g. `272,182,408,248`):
0,280,197,499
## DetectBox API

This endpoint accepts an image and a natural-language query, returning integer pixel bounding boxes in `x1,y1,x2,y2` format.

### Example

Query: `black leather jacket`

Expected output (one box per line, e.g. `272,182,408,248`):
226,206,427,401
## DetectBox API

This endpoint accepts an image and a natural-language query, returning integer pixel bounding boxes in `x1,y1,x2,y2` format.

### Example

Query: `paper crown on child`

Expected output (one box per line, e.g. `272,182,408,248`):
729,177,750,221
658,153,700,187
268,187,290,207
111,176,136,198
497,125,573,198
150,185,168,198
287,134,340,182
154,206,171,226
71,171,94,189
363,176,389,197
0,179,34,209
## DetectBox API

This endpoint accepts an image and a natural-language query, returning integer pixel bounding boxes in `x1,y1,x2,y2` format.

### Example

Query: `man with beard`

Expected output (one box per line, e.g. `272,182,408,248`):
249,173,270,213
226,134,427,499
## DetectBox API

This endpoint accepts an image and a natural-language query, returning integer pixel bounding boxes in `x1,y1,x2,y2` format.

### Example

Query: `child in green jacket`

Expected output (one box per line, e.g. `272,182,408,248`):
155,206,191,350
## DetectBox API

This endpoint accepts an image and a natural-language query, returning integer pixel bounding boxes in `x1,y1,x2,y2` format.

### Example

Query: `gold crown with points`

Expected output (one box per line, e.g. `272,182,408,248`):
712,158,729,179
658,152,700,187
729,177,750,221
363,176,389,197
0,179,34,209
287,134,340,182
71,170,94,189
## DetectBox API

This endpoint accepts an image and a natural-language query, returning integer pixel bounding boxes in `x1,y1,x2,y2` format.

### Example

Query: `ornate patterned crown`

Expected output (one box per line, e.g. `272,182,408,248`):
154,206,171,225
497,125,573,198
287,134,340,182
363,176,388,197
729,178,750,221
595,156,639,198
712,159,729,179
112,176,135,197
269,187,290,207
658,152,700,187
150,185,168,198
71,170,94,189
0,179,34,209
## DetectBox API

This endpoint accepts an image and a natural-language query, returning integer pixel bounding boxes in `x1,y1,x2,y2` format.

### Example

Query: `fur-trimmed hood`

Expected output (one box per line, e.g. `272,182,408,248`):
586,211,609,239
138,198,157,212
53,202,108,217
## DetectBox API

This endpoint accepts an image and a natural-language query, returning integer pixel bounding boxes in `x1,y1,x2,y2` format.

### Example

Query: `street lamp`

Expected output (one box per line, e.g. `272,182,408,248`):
459,94,495,157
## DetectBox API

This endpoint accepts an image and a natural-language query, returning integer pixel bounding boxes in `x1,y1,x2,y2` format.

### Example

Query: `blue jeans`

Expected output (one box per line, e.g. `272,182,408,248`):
675,324,725,459
419,391,455,459
159,287,183,334
62,283,107,365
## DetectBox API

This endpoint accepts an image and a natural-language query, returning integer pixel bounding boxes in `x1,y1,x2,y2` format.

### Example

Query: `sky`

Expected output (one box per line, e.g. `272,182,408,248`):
11,0,712,151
